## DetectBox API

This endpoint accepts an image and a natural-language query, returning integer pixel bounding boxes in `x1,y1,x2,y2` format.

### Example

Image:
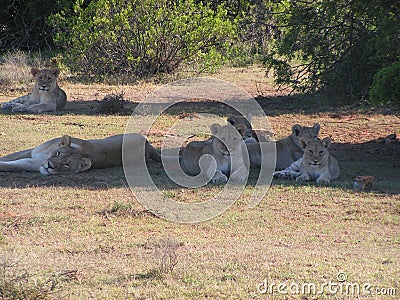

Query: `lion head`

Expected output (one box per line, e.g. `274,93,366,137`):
210,123,244,156
32,67,60,92
40,135,92,175
292,123,320,147
227,115,254,140
299,137,331,168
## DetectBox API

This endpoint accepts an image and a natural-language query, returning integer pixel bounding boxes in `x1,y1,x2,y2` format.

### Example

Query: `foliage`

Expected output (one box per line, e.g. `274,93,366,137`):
369,60,400,107
265,0,400,103
202,0,276,67
0,0,73,53
50,0,236,81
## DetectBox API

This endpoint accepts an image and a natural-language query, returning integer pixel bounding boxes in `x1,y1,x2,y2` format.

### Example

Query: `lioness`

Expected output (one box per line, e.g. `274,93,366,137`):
273,137,340,184
180,123,249,184
0,134,160,175
227,115,273,142
2,67,67,113
246,123,320,170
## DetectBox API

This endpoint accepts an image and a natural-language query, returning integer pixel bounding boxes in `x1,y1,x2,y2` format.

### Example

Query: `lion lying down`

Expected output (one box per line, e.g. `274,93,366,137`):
245,123,321,170
0,134,160,175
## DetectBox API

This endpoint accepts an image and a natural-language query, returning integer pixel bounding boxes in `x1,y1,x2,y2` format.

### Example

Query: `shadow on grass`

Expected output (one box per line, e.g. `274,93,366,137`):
0,94,399,193
269,138,400,194
0,99,246,117
3,93,396,117
56,94,399,116
0,139,399,194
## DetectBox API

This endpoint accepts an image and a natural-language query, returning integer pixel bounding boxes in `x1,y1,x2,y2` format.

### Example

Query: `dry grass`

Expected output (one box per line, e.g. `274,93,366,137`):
0,51,52,95
0,66,399,299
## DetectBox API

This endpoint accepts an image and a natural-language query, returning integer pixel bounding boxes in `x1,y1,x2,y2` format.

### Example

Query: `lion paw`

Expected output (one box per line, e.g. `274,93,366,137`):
316,177,330,185
296,174,310,182
273,170,298,179
230,167,248,183
212,172,228,184
11,104,28,112
1,102,13,109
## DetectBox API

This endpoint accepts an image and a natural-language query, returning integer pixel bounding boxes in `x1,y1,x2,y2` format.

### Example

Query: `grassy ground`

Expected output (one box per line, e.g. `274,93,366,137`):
0,66,399,299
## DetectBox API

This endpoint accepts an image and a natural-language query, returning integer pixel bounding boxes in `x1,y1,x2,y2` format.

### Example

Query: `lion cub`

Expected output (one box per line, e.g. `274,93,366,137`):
273,137,340,184
2,67,67,113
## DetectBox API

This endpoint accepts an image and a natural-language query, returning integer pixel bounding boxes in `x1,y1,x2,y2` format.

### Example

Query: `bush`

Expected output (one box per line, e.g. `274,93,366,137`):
369,61,400,107
97,93,128,115
202,0,275,67
50,0,235,82
0,0,72,53
264,0,400,103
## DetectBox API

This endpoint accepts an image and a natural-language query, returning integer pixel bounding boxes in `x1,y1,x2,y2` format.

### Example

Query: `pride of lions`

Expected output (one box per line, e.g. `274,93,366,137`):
1,67,340,184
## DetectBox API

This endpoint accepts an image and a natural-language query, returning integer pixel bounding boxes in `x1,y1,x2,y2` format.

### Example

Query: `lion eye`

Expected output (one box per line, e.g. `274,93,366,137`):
56,151,61,156
309,150,313,154
319,150,324,154
62,164,70,169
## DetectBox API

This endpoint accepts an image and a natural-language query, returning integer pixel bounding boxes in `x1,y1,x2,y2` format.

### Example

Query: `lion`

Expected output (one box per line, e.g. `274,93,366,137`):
246,123,321,170
180,123,249,184
0,134,160,175
273,137,340,184
227,115,273,142
1,67,67,113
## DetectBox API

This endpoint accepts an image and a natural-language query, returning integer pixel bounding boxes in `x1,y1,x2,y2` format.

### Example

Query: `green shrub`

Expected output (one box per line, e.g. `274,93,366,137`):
264,0,400,103
369,61,400,107
0,0,72,53
50,0,235,82
97,93,128,115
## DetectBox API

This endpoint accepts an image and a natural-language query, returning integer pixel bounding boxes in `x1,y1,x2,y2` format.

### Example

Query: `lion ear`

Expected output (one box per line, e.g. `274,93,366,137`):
59,135,72,146
299,137,309,150
313,123,321,135
292,124,302,136
210,123,222,135
79,158,92,173
322,137,331,149
227,116,238,126
236,124,247,137
31,67,40,77
246,113,253,124
51,68,60,78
